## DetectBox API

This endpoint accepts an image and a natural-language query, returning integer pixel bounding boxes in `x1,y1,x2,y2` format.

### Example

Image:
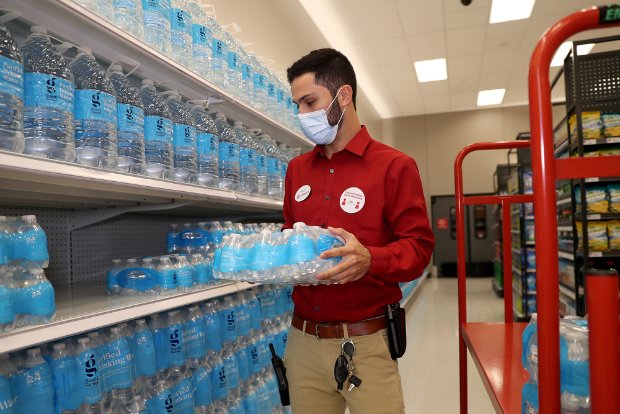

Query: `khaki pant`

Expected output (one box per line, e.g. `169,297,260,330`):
284,325,405,414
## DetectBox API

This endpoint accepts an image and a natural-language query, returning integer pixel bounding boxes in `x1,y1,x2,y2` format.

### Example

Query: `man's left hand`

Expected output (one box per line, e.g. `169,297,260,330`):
316,226,371,284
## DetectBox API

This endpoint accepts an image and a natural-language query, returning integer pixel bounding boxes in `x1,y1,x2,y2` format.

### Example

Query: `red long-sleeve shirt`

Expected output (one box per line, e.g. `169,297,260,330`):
283,126,434,323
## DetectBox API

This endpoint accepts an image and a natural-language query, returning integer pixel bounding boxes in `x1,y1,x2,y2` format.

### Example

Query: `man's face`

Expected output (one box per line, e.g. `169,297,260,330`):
291,72,343,126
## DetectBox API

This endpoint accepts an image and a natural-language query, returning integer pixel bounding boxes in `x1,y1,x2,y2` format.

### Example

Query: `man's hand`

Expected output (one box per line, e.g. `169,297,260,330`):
316,226,371,284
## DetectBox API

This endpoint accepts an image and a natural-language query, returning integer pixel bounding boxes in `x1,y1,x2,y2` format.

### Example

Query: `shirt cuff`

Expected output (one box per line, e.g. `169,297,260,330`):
367,246,390,276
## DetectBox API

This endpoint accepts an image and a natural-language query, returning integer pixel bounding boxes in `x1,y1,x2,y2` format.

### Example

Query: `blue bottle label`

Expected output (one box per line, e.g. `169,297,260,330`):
74,90,117,123
14,363,54,413
166,324,185,367
251,243,272,271
220,308,237,342
193,263,208,285
253,73,265,89
173,124,196,148
131,331,157,377
257,154,267,174
192,366,212,407
0,375,17,413
249,342,260,374
277,88,285,103
235,347,250,382
197,132,218,155
117,103,144,134
172,377,193,414
176,265,194,288
286,96,293,110
146,389,175,414
241,64,252,81
281,161,287,178
0,286,15,325
204,314,222,352
14,283,55,317
240,147,255,168
0,55,23,100
267,82,276,98
24,73,73,113
113,0,137,10
49,356,81,411
77,349,101,404
192,24,212,46
183,318,207,360
212,38,225,59
171,8,192,32
267,157,279,175
244,392,259,414
227,51,239,70
224,356,239,391
144,115,173,143
142,0,170,14
210,362,227,401
153,329,170,371
100,338,133,392
219,142,239,162
117,268,159,291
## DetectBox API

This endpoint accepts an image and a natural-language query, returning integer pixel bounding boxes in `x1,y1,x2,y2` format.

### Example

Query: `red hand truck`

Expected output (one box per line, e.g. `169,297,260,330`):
455,5,620,413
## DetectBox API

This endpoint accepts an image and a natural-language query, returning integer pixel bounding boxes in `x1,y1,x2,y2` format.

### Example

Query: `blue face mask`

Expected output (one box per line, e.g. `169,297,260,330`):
297,88,346,145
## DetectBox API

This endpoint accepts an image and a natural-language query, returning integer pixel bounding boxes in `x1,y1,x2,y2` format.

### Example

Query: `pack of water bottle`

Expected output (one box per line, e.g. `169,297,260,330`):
214,222,344,285
70,0,300,129
521,314,591,414
0,215,56,332
0,284,293,413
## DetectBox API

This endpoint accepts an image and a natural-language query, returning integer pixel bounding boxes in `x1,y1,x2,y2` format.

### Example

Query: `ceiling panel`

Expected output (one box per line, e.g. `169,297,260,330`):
352,2,404,41
479,72,512,89
379,62,418,85
424,95,452,113
447,26,487,56
450,92,478,111
449,75,480,94
397,0,444,36
368,36,412,65
419,81,450,98
445,6,489,30
389,82,423,102
398,98,426,115
442,0,491,13
406,31,447,61
447,54,483,78
481,50,519,74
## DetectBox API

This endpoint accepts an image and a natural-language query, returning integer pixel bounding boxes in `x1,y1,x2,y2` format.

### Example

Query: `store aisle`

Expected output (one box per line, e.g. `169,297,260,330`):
400,277,504,413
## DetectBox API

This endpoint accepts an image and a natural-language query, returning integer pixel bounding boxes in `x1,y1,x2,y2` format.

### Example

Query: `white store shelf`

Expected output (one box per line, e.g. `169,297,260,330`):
4,0,312,152
559,283,577,300
0,151,283,214
0,282,258,354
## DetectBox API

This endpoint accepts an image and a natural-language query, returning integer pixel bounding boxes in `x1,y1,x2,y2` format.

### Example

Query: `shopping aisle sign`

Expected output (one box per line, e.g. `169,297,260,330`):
600,4,620,24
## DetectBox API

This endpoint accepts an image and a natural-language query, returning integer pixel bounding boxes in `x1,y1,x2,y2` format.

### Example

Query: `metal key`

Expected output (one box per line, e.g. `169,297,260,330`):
348,375,362,391
334,354,349,390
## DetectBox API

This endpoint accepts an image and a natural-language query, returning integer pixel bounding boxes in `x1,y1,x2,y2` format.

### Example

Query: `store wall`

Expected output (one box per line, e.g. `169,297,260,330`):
357,89,383,139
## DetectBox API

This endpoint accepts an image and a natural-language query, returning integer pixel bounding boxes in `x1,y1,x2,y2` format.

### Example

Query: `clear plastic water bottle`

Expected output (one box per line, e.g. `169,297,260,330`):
69,47,118,169
202,301,223,354
14,348,54,414
138,79,173,179
145,378,175,413
162,91,197,183
235,294,251,339
209,22,228,89
192,359,213,414
215,113,240,191
290,222,318,275
259,135,281,199
223,32,242,96
106,259,123,296
0,353,18,412
234,338,250,385
148,313,168,373
74,0,113,21
156,256,177,293
234,122,257,194
13,267,55,327
189,253,208,287
220,296,239,344
265,74,278,119
0,269,15,333
174,254,195,290
560,320,590,413
242,382,259,414
112,0,145,40
238,48,253,105
165,310,186,368
209,351,227,404
0,216,11,266
184,305,207,365
20,26,75,161
0,15,24,154
187,2,213,81
12,215,49,267
248,55,267,112
49,342,82,414
190,102,219,187
122,394,147,414
108,65,145,175
100,326,134,405
130,318,157,389
141,0,172,56
167,364,194,414
169,0,193,68
222,344,240,395
167,224,179,253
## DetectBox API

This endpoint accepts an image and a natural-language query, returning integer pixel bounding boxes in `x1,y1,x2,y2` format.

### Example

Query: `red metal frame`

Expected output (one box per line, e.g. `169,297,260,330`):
456,5,620,414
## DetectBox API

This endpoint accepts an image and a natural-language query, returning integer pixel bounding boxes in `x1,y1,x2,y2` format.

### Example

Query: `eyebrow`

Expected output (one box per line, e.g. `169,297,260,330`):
295,93,316,106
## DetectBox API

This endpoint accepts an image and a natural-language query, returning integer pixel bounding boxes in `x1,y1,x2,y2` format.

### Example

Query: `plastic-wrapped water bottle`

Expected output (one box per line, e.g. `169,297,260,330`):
167,224,179,253
156,255,177,294
290,222,318,276
0,270,15,333
13,267,55,327
100,326,135,405
149,313,168,373
138,79,173,179
145,378,175,413
169,0,193,67
242,382,259,414
192,359,213,414
106,259,123,295
189,253,207,287
69,47,118,169
215,113,240,191
167,364,194,414
236,294,251,339
20,26,75,161
219,296,240,344
142,0,172,56
0,353,18,412
121,394,147,413
259,135,281,199
238,49,253,105
255,375,271,414
74,0,113,21
202,301,223,354
112,0,145,40
77,337,104,414
257,285,277,320
222,344,240,396
190,102,219,187
265,74,278,119
130,318,157,388
209,22,228,89
234,338,250,385
0,15,24,154
12,215,49,267
107,65,145,175
49,342,82,414
187,2,213,81
171,254,194,291
234,122,257,194
209,351,227,404
560,320,590,413
251,134,268,197
248,55,267,112
184,305,207,365
164,310,186,368
14,348,54,414
0,216,11,265
223,32,242,96
162,91,197,183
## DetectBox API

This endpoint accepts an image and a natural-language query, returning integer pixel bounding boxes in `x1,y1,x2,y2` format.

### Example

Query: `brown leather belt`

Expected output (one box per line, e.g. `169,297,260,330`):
292,313,387,339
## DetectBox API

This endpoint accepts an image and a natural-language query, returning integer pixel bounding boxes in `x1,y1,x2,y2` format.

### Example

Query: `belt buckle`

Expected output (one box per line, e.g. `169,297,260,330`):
315,323,330,339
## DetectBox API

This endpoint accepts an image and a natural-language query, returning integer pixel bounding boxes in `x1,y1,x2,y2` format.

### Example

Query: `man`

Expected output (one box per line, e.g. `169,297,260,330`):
282,48,434,414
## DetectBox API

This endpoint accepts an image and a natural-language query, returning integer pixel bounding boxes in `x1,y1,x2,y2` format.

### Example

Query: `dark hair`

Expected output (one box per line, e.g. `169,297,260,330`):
287,48,357,108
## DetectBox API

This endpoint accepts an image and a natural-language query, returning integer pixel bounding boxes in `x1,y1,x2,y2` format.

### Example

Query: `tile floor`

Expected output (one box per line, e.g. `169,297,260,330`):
399,276,505,413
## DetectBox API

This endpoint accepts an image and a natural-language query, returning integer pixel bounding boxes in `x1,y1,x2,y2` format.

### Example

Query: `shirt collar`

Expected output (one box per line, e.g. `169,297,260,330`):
312,126,372,158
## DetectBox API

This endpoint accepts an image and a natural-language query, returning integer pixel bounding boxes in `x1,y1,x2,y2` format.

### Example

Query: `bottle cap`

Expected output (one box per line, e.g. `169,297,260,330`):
77,337,89,345
21,215,36,221
141,78,155,87
52,343,65,351
109,64,123,73
31,26,48,34
26,348,40,356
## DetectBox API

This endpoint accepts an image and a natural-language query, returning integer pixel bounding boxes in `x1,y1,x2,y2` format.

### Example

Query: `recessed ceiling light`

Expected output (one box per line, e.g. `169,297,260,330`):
551,42,595,67
490,0,536,24
414,58,447,83
477,89,506,106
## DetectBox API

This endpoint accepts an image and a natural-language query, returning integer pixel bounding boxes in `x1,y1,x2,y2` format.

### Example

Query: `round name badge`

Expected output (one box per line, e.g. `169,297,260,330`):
339,187,365,214
295,185,311,202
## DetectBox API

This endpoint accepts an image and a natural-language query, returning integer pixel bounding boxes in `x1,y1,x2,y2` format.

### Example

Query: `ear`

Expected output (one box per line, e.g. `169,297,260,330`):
338,85,354,107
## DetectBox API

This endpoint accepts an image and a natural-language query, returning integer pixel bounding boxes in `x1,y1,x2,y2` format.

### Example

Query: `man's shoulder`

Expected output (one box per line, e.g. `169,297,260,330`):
367,138,415,168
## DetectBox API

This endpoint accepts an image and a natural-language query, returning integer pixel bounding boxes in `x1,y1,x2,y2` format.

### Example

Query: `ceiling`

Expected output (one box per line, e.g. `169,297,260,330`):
209,0,620,119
